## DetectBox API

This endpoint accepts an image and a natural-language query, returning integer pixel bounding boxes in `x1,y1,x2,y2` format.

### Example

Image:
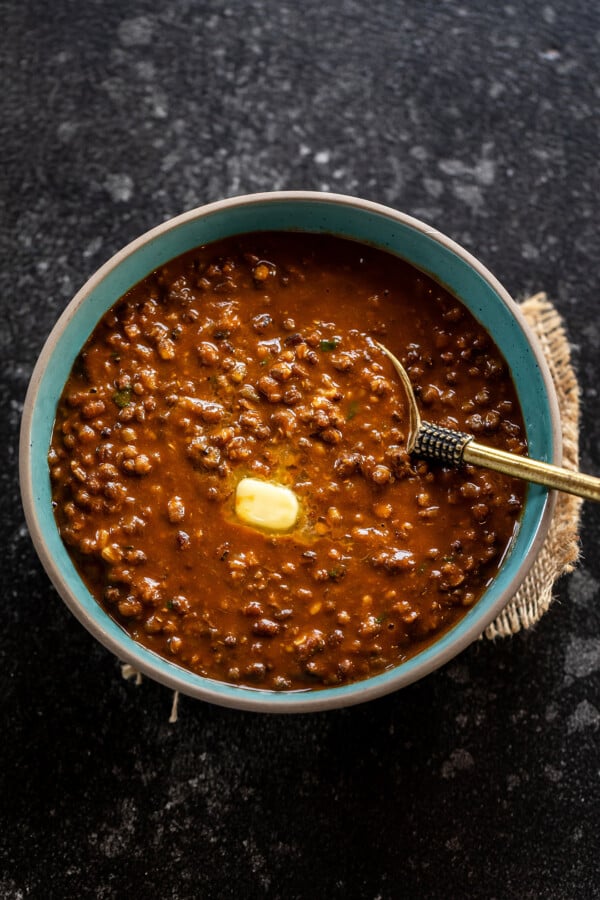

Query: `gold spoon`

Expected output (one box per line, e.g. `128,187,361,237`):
376,342,600,502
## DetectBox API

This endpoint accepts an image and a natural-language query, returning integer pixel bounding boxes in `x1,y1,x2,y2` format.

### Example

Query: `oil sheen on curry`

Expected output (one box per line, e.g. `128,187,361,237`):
50,233,527,691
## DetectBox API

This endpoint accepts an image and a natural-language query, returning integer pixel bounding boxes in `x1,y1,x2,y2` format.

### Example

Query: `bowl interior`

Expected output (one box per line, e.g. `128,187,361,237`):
21,193,558,711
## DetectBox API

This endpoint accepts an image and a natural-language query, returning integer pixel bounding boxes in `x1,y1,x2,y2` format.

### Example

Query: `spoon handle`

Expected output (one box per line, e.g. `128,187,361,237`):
412,420,600,502
463,440,600,502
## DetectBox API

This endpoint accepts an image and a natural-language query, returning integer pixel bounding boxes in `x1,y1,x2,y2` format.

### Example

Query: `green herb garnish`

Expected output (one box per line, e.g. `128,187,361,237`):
112,387,132,409
320,339,339,352
346,400,359,421
327,566,347,582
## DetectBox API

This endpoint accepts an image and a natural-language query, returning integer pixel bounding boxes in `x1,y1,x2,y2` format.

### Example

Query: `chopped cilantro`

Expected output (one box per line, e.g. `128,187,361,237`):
112,386,132,409
327,566,347,582
346,400,359,421
320,339,339,352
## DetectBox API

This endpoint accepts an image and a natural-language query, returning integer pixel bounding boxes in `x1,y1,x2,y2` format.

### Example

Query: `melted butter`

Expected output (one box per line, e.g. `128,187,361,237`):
235,477,299,532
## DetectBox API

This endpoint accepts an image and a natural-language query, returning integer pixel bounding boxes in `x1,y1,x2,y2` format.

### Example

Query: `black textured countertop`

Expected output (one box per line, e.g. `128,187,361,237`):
2,2,599,898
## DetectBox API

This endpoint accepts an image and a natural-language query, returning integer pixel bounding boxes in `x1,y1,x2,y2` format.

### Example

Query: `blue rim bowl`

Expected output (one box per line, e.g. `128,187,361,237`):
19,192,560,712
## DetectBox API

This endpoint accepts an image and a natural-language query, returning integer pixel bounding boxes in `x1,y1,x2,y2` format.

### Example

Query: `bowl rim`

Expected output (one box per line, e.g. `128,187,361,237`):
20,190,561,713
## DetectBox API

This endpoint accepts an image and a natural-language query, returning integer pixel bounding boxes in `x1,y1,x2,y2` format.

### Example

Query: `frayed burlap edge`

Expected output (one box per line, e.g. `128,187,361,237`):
121,663,180,722
484,293,582,638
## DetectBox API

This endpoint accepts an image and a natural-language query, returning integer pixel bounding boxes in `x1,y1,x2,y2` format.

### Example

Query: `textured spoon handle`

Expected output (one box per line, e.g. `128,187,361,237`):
412,420,474,466
414,420,600,502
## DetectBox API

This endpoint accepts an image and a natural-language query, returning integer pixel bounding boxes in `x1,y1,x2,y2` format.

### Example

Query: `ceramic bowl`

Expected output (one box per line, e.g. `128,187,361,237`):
20,191,560,712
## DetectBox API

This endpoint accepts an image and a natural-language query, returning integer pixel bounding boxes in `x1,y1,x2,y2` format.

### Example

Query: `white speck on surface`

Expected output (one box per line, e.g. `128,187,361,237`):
83,236,103,258
148,87,169,119
544,764,563,783
441,748,474,779
136,60,156,80
522,241,540,261
567,567,599,607
473,157,495,185
241,835,271,891
438,145,495,202
56,121,78,143
543,5,556,24
60,273,73,297
567,700,600,733
98,798,138,858
118,16,155,47
452,182,484,210
161,151,181,173
540,48,561,61
423,177,443,199
0,881,24,900
412,205,442,222
314,149,331,165
10,521,27,546
445,836,461,851
507,773,521,791
446,662,470,684
384,155,405,203
564,636,600,679
439,158,471,178
410,145,429,161
104,173,134,203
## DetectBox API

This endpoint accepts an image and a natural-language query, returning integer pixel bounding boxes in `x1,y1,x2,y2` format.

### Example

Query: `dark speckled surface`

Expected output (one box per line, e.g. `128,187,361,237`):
2,1,600,898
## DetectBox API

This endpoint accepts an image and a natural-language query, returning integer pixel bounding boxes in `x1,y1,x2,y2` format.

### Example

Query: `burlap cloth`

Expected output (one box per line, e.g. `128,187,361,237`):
121,292,582,714
484,292,582,638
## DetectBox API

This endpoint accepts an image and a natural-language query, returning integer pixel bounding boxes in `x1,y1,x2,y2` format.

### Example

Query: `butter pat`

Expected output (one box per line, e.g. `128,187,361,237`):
235,477,299,532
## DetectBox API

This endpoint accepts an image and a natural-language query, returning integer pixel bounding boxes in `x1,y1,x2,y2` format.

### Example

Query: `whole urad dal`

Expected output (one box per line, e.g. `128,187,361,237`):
49,233,527,691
